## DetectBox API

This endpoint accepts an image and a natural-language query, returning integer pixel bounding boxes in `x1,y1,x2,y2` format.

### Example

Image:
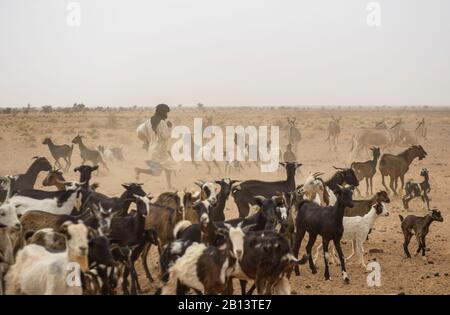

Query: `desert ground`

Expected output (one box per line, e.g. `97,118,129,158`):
1,106,449,295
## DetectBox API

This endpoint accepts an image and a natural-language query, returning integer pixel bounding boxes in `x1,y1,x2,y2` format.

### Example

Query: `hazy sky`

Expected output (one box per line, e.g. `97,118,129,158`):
1,0,449,107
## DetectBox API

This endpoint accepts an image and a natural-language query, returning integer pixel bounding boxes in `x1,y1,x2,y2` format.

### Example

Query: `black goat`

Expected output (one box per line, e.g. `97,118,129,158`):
0,156,52,203
293,186,354,283
88,183,147,216
72,135,109,171
108,195,155,294
42,137,74,172
210,178,239,221
399,209,443,262
402,168,431,210
232,162,302,217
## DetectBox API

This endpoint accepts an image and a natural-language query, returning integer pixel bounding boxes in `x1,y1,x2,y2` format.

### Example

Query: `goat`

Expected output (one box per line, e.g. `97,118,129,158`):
0,156,52,203
402,168,431,210
160,226,241,295
24,228,66,252
97,146,125,163
174,195,284,245
88,182,147,216
209,178,239,221
6,181,85,216
379,145,427,195
72,135,109,171
42,137,74,172
293,186,354,282
298,172,326,205
42,167,99,192
225,228,308,295
326,116,341,151
314,202,389,267
108,195,153,294
0,203,21,295
344,191,390,217
399,209,443,262
316,167,359,206
351,147,380,196
232,162,302,217
5,220,90,295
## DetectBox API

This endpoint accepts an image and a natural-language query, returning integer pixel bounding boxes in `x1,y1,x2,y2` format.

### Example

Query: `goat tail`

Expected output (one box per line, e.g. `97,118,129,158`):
173,220,192,239
287,253,309,265
398,214,404,222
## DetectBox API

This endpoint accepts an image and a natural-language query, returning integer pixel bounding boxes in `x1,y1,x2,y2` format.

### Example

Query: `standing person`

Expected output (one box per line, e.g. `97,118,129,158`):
134,104,177,189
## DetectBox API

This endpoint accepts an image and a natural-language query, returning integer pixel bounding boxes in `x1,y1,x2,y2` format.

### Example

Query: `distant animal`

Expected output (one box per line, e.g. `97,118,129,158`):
286,117,301,155
351,147,381,196
326,116,341,151
402,168,431,210
72,135,109,171
399,209,443,262
379,145,427,195
415,118,427,140
42,137,74,172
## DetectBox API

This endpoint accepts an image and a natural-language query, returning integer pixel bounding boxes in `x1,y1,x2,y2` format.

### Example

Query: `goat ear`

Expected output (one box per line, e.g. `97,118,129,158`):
92,165,99,171
58,221,72,236
279,162,287,168
74,166,81,172
295,163,303,169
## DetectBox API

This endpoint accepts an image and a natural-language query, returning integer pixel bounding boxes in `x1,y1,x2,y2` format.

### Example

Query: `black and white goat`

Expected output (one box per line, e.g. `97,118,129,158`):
402,168,431,210
6,181,85,216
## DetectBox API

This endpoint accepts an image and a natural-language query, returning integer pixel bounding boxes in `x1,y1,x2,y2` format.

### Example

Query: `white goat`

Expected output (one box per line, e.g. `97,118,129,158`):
314,202,389,267
5,181,84,216
5,220,89,295
301,172,325,205
0,204,22,295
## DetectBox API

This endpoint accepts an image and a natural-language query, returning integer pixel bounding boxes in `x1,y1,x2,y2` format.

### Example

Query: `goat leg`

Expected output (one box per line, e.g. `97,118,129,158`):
141,243,154,283
333,239,350,284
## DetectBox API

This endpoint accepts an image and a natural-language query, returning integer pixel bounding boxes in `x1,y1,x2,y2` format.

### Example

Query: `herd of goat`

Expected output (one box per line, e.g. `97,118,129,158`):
0,130,444,295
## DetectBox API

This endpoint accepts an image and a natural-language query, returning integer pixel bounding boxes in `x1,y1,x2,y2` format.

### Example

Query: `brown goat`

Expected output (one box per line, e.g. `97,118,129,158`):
399,209,443,261
379,145,427,195
351,147,380,196
344,191,390,217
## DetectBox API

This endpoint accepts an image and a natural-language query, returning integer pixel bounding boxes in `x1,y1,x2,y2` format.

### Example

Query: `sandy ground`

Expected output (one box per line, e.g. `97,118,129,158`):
1,106,449,295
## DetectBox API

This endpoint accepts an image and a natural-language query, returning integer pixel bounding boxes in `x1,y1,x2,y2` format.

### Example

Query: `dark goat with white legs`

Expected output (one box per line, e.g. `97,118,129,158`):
0,156,52,203
399,209,443,262
351,147,381,196
402,168,431,210
72,135,109,171
232,162,302,217
379,145,427,195
293,186,354,282
42,137,74,172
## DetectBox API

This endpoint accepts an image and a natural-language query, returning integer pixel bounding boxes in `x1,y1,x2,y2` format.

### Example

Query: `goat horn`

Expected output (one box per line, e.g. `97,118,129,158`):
333,166,346,171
